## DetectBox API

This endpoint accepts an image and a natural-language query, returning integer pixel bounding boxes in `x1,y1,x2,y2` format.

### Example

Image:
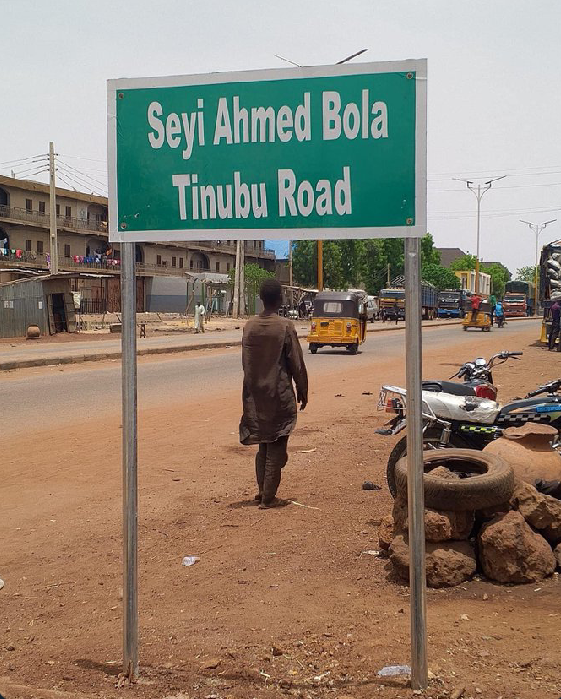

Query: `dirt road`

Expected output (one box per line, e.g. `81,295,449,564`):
2,320,561,699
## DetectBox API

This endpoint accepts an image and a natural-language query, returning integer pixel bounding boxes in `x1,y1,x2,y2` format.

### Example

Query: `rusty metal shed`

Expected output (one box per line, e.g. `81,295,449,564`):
0,273,78,338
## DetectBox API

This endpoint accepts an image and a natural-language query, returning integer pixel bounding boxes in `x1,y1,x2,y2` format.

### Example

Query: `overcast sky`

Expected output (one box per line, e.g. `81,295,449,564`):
3,0,561,273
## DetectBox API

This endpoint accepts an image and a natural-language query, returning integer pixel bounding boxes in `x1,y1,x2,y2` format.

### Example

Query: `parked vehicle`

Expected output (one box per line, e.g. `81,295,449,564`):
373,353,561,498
504,280,535,317
379,279,438,321
539,241,561,343
307,291,367,355
366,295,379,322
379,288,405,321
437,289,466,318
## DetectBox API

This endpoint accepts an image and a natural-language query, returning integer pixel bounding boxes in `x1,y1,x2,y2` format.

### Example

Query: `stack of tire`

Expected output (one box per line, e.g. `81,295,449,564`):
379,449,561,587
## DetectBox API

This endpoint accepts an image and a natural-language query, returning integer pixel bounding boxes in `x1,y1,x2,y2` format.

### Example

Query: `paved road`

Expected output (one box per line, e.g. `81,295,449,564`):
2,320,540,435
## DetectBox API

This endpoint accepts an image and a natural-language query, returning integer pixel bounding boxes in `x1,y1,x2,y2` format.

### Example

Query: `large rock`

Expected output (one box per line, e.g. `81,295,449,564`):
510,479,561,544
389,534,476,588
484,425,561,484
392,495,474,543
378,515,396,551
478,511,556,583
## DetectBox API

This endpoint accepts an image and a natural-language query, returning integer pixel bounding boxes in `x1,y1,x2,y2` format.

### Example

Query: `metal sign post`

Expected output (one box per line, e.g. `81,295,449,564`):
121,241,138,679
108,58,427,684
405,237,428,689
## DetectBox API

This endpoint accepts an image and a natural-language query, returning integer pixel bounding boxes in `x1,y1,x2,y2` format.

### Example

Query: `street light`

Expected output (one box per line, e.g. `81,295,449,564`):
454,175,506,294
520,218,557,314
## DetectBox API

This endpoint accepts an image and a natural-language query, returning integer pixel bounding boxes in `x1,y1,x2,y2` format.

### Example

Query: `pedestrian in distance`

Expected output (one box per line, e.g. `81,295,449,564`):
239,279,308,509
549,299,561,351
194,302,205,333
489,293,497,325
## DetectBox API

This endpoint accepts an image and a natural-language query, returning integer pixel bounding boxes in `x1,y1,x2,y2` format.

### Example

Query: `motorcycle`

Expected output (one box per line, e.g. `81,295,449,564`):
377,359,561,497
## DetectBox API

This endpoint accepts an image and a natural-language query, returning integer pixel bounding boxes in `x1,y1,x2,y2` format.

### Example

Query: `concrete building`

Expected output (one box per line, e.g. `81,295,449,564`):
0,175,275,311
454,269,491,295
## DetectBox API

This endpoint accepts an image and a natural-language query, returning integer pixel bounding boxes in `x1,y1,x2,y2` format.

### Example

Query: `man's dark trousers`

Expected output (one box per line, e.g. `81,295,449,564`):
549,321,561,351
255,436,289,503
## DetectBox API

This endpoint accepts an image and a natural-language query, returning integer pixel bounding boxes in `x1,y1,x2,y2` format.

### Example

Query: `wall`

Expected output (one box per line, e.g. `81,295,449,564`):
145,276,189,313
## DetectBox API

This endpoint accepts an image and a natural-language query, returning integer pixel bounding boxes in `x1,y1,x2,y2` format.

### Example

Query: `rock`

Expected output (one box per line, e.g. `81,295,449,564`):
391,495,474,542
555,543,561,568
271,645,284,657
450,686,466,699
430,465,461,480
510,479,561,543
389,534,476,588
484,426,561,484
424,509,474,543
200,657,221,670
378,515,396,550
479,511,556,583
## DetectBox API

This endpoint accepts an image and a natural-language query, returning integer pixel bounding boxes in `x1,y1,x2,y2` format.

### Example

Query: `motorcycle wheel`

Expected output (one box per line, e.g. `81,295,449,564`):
386,428,469,498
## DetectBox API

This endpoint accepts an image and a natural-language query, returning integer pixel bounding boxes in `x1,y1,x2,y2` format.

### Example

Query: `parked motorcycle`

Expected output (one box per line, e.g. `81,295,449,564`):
377,358,561,497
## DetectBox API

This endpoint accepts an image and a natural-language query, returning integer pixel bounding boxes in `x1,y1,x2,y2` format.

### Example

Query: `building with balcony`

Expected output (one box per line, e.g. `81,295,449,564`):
0,175,275,312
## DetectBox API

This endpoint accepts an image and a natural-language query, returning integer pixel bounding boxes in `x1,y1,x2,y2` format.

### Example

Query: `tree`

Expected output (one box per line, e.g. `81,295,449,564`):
450,254,477,271
421,233,441,267
228,262,274,314
516,265,540,284
421,263,460,291
292,241,317,287
481,263,511,298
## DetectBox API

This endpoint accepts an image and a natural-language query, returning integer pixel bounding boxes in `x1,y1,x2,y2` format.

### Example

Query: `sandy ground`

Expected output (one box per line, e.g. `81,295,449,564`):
2,323,561,699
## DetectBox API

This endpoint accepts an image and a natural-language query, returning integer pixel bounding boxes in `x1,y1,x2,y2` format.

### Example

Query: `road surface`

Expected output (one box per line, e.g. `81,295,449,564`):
2,321,539,434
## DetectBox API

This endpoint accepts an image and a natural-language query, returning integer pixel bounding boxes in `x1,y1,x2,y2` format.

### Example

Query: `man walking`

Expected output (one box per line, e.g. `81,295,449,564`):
240,279,308,509
549,299,561,351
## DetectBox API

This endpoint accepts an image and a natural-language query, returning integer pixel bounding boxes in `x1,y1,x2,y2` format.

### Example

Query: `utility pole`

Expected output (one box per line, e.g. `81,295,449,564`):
455,176,505,294
387,262,391,286
520,218,557,314
239,241,245,314
317,240,323,291
49,142,59,275
233,240,241,317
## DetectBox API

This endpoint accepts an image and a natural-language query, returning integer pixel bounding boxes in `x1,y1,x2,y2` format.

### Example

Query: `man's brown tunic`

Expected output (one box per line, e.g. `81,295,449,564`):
239,313,308,445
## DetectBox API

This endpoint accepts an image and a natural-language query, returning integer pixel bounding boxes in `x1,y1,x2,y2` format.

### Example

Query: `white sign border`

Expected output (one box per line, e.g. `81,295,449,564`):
107,59,427,243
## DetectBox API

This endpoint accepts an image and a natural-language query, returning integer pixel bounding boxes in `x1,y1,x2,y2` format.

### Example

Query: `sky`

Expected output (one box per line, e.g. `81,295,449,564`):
3,0,561,273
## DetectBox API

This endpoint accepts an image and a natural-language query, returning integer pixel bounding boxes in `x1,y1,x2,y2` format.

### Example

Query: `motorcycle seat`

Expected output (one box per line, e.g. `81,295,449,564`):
422,380,476,397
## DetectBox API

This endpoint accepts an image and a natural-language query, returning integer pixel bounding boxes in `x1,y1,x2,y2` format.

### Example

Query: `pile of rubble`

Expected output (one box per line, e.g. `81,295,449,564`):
379,473,561,588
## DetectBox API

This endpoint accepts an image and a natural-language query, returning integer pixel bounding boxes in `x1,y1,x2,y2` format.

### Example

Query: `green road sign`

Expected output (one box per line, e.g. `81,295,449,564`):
108,60,426,242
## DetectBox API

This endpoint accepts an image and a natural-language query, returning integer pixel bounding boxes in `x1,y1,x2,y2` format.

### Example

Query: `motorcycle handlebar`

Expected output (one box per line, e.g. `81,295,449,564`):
526,379,561,398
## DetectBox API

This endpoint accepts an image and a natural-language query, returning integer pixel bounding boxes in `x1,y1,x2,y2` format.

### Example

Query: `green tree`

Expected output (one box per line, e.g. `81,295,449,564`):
421,263,460,291
421,233,441,266
516,265,540,284
228,263,274,314
292,240,317,287
323,241,344,289
481,263,511,298
339,239,366,287
450,254,477,271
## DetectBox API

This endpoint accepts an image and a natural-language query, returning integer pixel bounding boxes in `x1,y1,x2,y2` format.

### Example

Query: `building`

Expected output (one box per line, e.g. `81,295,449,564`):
436,247,467,268
0,274,77,338
0,175,275,311
454,269,491,296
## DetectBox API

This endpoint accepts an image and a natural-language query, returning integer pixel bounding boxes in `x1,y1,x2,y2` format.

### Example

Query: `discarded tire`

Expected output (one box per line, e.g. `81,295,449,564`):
395,449,514,511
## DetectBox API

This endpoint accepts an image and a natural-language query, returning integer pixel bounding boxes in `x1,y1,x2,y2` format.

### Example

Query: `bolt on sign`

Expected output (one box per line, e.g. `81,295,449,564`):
108,60,426,243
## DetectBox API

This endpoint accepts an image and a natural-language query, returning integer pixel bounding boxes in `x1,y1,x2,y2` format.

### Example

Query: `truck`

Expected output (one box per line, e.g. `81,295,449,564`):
503,280,535,317
539,241,561,342
379,278,438,321
437,289,466,318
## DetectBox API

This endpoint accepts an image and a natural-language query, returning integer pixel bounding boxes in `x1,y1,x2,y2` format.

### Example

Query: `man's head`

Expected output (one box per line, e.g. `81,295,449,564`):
260,278,283,311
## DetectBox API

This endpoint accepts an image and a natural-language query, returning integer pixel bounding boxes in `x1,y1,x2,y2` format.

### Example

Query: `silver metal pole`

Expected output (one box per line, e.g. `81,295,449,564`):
405,237,428,690
49,142,59,275
233,240,241,318
121,241,138,679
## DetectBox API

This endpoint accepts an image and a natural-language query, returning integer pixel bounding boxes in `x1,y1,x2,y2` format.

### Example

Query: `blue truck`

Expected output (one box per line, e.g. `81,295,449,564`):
437,289,466,318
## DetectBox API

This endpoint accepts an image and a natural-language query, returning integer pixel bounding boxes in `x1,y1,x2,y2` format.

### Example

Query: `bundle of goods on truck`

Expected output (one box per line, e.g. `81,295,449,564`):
539,240,561,343
377,276,437,321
